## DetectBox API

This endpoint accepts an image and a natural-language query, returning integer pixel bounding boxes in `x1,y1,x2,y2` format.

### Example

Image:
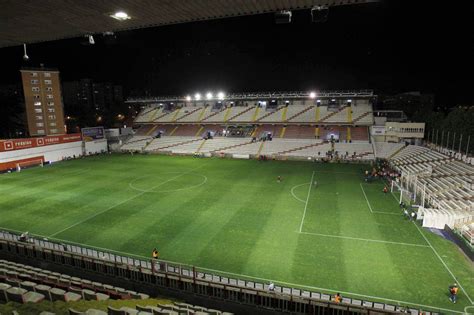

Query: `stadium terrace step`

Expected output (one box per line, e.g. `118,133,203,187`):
317,105,348,123
152,110,172,122
226,106,255,122
255,106,284,122
277,141,326,155
352,111,372,123
147,138,202,151
285,105,314,122
175,107,202,121
210,139,254,153
201,107,227,121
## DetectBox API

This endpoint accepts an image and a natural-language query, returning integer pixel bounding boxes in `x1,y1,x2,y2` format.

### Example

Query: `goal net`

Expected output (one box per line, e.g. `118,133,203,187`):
390,179,415,206
16,159,44,172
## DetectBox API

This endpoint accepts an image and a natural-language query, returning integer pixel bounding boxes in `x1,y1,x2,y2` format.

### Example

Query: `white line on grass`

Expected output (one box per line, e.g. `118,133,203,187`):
359,183,399,215
412,221,474,305
0,226,463,314
299,231,430,247
49,165,205,238
298,171,315,233
290,183,307,203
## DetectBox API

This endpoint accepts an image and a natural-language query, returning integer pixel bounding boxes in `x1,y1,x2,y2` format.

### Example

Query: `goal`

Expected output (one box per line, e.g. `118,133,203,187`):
390,179,414,206
16,159,44,172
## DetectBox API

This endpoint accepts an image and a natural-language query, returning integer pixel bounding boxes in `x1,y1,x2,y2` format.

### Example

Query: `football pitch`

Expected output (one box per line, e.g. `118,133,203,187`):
0,154,473,313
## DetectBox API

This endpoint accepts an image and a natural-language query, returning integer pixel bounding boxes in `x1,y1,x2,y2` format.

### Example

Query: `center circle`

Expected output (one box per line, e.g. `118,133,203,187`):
129,172,207,193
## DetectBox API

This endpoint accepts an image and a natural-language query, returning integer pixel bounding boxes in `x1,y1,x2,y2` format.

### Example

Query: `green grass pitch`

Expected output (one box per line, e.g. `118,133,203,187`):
0,154,472,313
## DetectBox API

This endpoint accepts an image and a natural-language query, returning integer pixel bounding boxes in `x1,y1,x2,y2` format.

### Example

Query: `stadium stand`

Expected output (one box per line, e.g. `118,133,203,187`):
388,145,474,229
144,137,201,153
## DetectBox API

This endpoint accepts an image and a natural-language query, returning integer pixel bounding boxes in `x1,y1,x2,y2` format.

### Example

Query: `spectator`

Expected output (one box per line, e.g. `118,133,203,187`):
383,186,388,194
333,293,342,303
152,248,159,259
268,282,275,291
449,283,458,303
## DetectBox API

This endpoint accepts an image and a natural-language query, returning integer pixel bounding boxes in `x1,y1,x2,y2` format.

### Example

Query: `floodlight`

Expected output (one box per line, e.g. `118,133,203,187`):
186,95,192,101
22,44,29,61
206,92,213,100
217,91,225,100
194,93,201,100
88,35,95,45
309,92,316,99
110,11,131,21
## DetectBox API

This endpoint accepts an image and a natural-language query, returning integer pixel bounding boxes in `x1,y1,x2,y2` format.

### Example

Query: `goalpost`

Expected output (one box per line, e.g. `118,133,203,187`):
16,159,44,172
390,179,415,206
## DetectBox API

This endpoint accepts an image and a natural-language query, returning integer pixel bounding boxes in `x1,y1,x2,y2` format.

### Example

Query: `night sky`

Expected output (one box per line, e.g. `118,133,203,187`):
0,0,472,106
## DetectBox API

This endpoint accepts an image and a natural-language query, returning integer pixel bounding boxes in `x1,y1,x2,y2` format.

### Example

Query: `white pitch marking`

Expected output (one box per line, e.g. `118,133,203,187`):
290,183,308,203
360,183,399,215
0,226,463,314
49,165,205,237
412,221,474,305
298,171,315,233
299,231,430,248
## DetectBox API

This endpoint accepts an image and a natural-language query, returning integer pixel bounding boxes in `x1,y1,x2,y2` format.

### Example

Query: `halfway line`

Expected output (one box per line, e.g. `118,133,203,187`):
298,171,315,233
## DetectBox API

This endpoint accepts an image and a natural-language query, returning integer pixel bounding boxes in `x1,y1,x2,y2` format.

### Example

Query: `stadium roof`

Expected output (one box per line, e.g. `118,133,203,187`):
0,0,377,48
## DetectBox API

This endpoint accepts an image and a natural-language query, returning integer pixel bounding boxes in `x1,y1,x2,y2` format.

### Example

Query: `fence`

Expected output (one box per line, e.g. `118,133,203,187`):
0,230,439,315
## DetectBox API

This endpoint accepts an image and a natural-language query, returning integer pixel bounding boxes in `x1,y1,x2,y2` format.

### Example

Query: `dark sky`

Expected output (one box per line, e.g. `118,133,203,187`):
0,0,472,106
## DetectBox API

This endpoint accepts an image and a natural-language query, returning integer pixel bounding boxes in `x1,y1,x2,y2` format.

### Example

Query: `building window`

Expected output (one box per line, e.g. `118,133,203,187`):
44,72,51,77
36,116,43,120
47,101,54,106
34,101,41,106
34,108,42,113
32,87,40,92
33,94,40,99
50,129,58,133
31,79,39,84
37,130,45,134
44,79,52,85
36,122,44,127
31,72,38,77
48,115,56,120
46,87,53,91
46,94,53,99
49,122,56,127
48,108,55,113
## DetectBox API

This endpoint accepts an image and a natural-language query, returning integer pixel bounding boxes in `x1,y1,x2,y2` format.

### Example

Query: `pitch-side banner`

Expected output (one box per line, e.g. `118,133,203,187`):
81,127,105,142
0,134,82,152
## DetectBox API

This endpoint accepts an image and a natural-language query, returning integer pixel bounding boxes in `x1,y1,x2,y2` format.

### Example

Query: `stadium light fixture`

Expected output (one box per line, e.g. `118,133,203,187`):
217,91,225,100
309,92,317,99
186,95,192,102
194,93,201,101
206,92,213,100
110,11,131,21
22,43,29,61
347,99,352,103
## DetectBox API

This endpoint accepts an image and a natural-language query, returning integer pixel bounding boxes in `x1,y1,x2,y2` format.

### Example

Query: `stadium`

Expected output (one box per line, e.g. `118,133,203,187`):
0,1,473,315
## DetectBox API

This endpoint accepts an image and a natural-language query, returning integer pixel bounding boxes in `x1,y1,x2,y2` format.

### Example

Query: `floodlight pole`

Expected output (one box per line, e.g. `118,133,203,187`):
422,183,426,208
466,135,471,157
458,134,463,154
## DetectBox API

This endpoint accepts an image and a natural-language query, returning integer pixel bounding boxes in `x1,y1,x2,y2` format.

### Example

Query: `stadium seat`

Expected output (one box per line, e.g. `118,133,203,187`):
0,282,12,302
107,306,127,315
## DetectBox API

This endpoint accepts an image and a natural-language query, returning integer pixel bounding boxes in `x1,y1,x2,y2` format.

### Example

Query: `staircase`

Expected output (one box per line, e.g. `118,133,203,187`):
388,145,408,160
279,127,286,138
195,126,204,137
175,107,202,121
281,107,288,121
286,106,314,122
211,140,254,153
346,127,351,142
197,107,208,122
196,139,207,153
171,108,182,121
277,142,326,155
251,126,261,138
318,106,348,123
347,107,353,123
223,107,233,122
252,107,260,122
169,126,179,136
227,106,255,121
256,106,284,122
256,141,265,157
146,125,159,136
352,111,372,124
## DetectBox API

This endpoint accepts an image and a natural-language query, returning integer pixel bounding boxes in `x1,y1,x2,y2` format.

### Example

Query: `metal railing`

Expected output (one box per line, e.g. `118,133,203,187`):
0,230,441,315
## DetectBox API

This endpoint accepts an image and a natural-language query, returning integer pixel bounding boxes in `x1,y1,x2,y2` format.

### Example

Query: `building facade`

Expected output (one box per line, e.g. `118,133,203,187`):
20,68,65,136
